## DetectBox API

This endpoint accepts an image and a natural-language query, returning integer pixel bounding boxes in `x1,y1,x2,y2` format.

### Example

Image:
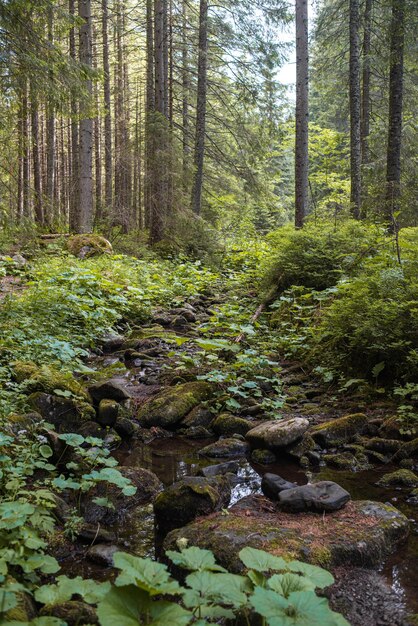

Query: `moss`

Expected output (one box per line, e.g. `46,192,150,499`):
310,413,368,446
67,234,112,257
28,391,95,431
251,449,277,465
211,413,251,436
138,381,214,428
310,545,333,568
40,600,98,625
377,469,418,488
13,360,89,400
286,434,316,460
392,438,418,462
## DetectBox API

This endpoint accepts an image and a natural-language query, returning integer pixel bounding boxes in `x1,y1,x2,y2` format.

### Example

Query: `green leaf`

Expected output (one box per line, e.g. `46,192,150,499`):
184,571,249,609
166,547,227,572
39,445,53,458
35,576,110,606
113,552,182,596
97,586,147,626
372,361,385,378
267,573,315,597
239,547,287,572
58,433,85,447
149,601,192,626
286,561,334,589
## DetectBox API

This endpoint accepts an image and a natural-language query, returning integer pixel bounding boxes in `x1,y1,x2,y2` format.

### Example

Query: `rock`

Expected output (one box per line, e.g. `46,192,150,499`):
102,429,122,449
13,360,89,399
379,415,415,441
171,315,189,328
181,405,214,429
198,438,250,459
363,437,401,454
67,233,112,258
212,413,252,436
137,382,214,428
154,475,231,533
28,392,95,432
310,413,368,446
261,473,297,499
164,496,409,573
246,417,309,450
86,543,119,567
197,461,240,478
96,399,119,427
180,425,213,439
88,379,131,403
251,449,277,465
12,253,27,266
100,333,126,352
170,307,196,323
83,467,163,525
285,434,316,460
114,416,138,439
78,420,104,438
377,469,418,488
40,600,98,625
278,481,351,513
240,404,264,417
391,438,418,462
77,524,116,544
323,452,369,471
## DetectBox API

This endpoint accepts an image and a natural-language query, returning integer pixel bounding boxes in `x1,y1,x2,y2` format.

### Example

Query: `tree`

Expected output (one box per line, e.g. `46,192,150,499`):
78,0,93,233
349,0,361,218
102,0,112,213
295,0,309,228
190,0,208,216
386,0,405,226
361,0,372,167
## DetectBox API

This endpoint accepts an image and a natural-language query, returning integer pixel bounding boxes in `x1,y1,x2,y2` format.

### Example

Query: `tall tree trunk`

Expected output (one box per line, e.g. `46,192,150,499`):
46,6,55,226
295,0,309,228
385,0,405,226
190,0,208,216
69,0,79,231
102,0,112,213
182,0,190,192
144,0,155,229
349,0,361,218
30,84,43,225
93,30,102,222
361,0,372,166
78,0,93,233
22,83,30,218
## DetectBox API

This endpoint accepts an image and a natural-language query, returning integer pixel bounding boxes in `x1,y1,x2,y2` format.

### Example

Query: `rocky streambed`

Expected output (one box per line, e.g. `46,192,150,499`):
11,296,418,625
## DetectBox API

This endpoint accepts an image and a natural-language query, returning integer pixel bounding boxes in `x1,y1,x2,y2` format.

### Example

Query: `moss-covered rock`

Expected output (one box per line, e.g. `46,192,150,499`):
251,448,277,465
97,398,119,427
363,437,401,454
310,413,368,446
377,469,418,488
3,587,36,622
154,475,231,534
164,495,409,573
13,360,89,400
392,438,418,462
211,413,252,436
285,434,316,460
379,415,415,441
246,418,310,450
67,233,113,258
181,405,215,429
28,392,95,432
198,438,250,459
323,452,369,471
137,382,214,428
40,600,98,625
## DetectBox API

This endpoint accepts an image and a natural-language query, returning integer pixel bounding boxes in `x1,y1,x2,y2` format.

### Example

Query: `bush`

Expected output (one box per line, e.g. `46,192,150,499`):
261,219,385,297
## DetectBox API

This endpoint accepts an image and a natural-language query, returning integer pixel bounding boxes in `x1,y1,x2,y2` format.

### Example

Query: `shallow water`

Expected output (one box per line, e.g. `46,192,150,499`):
114,437,418,614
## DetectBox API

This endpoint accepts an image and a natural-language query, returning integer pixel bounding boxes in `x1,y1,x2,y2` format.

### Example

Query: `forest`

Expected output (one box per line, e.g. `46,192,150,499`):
0,0,417,625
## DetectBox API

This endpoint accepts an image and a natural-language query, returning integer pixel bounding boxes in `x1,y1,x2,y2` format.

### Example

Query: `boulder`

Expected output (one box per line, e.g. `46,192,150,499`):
114,416,139,439
278,481,351,513
154,475,231,533
310,413,368,446
180,425,213,439
261,473,297,499
377,469,418,488
197,461,239,478
181,405,214,429
363,437,401,454
40,601,98,625
392,438,418,462
97,399,119,427
211,413,252,436
87,543,119,567
164,495,409,572
28,392,95,432
88,379,131,403
67,233,112,258
251,449,277,465
246,417,309,450
137,382,214,428
379,415,415,441
285,434,317,460
323,452,369,471
198,438,250,459
83,467,163,525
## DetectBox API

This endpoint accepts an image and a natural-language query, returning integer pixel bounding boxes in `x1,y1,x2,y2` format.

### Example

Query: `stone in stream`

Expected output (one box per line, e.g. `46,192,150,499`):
261,473,298,499
211,413,252,436
114,416,139,439
137,381,214,428
391,437,418,462
86,543,119,567
278,481,351,513
164,495,409,572
246,417,309,450
377,469,418,488
310,413,368,446
88,379,131,403
251,449,277,465
154,475,231,534
198,437,250,459
197,460,240,478
28,392,95,432
96,398,119,427
181,405,214,429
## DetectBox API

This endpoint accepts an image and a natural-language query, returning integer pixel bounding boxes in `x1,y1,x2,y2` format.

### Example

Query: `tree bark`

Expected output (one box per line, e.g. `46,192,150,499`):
102,0,112,212
182,0,190,192
295,0,309,228
22,83,30,218
78,0,93,233
385,0,405,225
145,0,155,230
361,0,372,166
30,84,44,225
190,0,208,216
69,0,79,232
46,6,55,225
349,0,361,218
